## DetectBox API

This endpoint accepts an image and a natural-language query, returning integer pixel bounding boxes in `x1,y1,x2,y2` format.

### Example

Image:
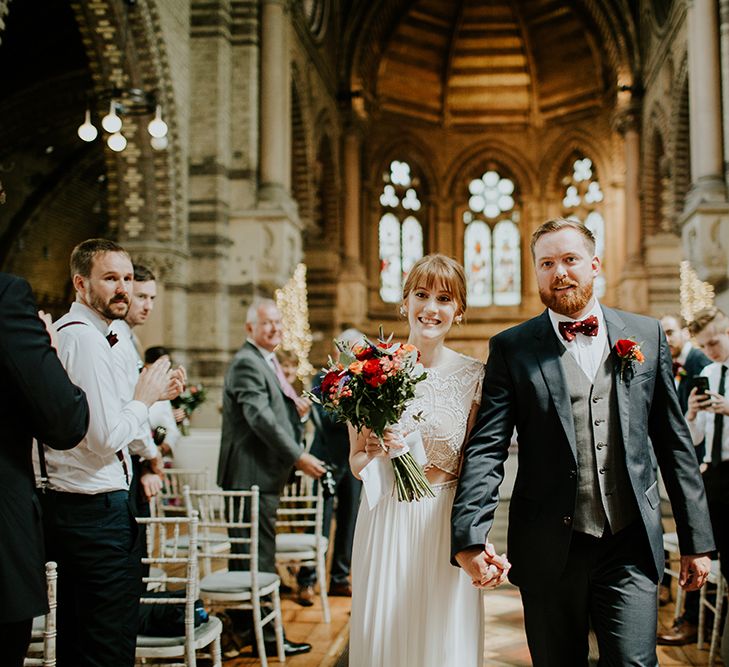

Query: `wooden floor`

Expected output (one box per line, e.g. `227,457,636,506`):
211,579,722,666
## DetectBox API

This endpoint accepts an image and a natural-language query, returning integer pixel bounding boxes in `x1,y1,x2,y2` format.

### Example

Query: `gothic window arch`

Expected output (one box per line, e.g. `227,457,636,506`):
461,167,521,307
378,159,425,303
559,154,606,297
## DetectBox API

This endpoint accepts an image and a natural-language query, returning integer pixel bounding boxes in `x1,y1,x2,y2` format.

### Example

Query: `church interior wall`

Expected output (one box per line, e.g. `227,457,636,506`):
3,0,729,418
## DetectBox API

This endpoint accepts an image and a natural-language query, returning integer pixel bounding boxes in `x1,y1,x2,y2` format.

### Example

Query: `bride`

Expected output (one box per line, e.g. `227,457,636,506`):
348,254,509,667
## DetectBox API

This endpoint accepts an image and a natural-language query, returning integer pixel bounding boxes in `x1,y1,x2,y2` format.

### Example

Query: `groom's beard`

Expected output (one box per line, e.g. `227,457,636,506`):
539,278,594,317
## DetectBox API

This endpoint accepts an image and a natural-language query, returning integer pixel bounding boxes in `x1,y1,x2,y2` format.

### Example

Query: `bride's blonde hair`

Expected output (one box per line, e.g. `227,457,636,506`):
402,254,467,316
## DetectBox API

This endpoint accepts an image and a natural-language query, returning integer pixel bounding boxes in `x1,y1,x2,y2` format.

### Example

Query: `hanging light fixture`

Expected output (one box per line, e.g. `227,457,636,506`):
76,88,168,152
107,132,128,152
147,105,168,139
77,109,99,142
101,100,123,133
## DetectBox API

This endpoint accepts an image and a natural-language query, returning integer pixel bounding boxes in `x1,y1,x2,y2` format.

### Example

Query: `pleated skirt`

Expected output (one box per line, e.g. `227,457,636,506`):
349,480,484,667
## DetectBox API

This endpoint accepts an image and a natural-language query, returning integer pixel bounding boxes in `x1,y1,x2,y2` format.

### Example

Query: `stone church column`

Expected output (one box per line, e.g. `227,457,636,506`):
230,0,301,297
682,0,729,288
336,124,368,329
259,0,290,202
615,105,648,312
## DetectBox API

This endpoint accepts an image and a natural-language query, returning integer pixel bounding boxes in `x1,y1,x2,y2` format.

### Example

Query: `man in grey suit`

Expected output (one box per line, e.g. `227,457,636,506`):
217,298,325,657
452,219,715,666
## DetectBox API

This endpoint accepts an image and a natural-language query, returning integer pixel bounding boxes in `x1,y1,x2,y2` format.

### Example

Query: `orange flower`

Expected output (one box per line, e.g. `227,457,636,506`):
349,361,364,375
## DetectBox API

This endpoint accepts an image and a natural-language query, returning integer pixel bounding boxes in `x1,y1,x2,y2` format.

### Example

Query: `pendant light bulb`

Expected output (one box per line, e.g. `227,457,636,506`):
107,132,127,152
102,101,122,134
147,105,168,139
77,109,98,142
150,135,168,151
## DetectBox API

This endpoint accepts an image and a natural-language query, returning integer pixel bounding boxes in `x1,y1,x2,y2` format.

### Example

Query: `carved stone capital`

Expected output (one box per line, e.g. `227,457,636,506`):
681,203,729,287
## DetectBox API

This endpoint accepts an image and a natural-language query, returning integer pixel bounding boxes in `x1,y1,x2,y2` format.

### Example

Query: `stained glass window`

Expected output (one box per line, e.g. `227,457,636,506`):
378,161,424,302
560,156,606,297
463,169,521,307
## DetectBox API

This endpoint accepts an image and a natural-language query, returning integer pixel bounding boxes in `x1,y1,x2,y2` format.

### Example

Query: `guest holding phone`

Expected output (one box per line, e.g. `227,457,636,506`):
679,309,729,631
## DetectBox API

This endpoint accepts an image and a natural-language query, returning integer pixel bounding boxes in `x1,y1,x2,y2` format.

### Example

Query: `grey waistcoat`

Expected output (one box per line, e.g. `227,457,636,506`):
560,343,638,537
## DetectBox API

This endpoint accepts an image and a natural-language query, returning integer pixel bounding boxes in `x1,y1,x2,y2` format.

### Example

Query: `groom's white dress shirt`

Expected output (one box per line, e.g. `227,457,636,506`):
548,299,607,383
35,302,151,494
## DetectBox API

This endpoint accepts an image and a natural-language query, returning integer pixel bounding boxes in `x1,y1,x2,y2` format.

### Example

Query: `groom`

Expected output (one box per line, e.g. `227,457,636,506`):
452,218,715,665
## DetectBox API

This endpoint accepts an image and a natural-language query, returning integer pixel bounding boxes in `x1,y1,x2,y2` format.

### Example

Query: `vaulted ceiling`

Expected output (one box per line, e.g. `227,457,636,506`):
345,0,640,126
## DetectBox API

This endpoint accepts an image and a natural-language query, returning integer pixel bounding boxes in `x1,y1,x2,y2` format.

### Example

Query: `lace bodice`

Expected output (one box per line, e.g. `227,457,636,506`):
399,351,485,476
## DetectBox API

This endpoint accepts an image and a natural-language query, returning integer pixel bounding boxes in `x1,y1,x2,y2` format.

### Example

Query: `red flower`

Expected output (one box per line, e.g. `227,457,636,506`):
615,339,638,358
361,358,386,387
354,344,376,361
614,338,645,381
321,370,340,395
362,358,382,376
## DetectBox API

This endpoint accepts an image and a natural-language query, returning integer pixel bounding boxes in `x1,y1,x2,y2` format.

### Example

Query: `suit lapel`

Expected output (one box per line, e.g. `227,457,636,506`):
533,311,577,461
602,306,631,444
245,341,290,402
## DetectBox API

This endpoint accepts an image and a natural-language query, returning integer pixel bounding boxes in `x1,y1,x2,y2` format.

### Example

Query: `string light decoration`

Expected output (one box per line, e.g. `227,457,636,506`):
680,260,715,323
275,263,314,379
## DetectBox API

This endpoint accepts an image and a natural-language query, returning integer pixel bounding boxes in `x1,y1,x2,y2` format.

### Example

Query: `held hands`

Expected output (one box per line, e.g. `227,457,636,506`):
363,427,406,459
455,544,511,590
679,554,712,592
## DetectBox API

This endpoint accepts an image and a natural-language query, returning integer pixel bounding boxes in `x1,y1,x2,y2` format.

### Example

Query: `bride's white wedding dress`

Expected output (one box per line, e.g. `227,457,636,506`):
349,351,485,667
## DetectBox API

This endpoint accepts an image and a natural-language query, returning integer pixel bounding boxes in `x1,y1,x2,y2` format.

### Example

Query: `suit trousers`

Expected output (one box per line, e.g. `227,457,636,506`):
0,618,32,667
228,491,280,642
40,489,141,667
298,466,362,587
520,521,658,667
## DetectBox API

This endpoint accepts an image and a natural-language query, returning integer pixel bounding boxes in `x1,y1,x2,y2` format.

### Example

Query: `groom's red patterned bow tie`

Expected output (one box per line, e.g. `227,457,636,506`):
558,315,599,342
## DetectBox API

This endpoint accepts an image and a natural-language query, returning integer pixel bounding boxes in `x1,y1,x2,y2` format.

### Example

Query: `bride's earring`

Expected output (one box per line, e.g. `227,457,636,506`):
455,314,463,325
399,305,407,317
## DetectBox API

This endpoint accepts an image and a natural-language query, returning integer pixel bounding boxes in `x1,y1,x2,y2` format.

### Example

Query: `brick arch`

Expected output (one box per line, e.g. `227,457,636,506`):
2,146,108,316
368,136,437,201
643,104,673,235
291,79,314,230
445,141,536,199
69,0,183,249
541,132,612,197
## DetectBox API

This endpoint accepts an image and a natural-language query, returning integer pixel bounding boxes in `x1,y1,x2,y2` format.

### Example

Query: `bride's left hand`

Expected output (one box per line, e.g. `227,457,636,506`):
363,428,405,458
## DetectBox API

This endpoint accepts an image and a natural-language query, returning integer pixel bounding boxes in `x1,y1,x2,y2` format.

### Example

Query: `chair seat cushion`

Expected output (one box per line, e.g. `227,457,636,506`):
166,532,229,550
275,533,327,552
137,615,222,648
200,570,279,593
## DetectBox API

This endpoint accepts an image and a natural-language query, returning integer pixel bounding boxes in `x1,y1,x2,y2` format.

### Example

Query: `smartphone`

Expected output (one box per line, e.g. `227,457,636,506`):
691,376,710,397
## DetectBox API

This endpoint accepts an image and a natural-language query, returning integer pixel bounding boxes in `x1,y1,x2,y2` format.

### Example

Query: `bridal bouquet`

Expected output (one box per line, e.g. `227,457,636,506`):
171,383,207,435
310,328,433,502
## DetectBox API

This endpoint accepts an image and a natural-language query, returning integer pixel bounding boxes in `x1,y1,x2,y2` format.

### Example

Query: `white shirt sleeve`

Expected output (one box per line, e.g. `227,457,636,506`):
58,328,149,457
687,408,707,446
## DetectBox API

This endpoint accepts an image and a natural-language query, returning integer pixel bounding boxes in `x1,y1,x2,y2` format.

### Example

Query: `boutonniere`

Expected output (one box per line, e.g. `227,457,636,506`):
614,338,645,382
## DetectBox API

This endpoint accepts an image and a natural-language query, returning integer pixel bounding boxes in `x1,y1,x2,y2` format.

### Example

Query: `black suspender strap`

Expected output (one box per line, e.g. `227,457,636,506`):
36,440,49,492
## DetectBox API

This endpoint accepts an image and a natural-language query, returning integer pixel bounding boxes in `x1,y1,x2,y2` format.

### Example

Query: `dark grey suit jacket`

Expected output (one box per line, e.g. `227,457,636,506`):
451,306,715,592
217,341,303,494
0,274,89,622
